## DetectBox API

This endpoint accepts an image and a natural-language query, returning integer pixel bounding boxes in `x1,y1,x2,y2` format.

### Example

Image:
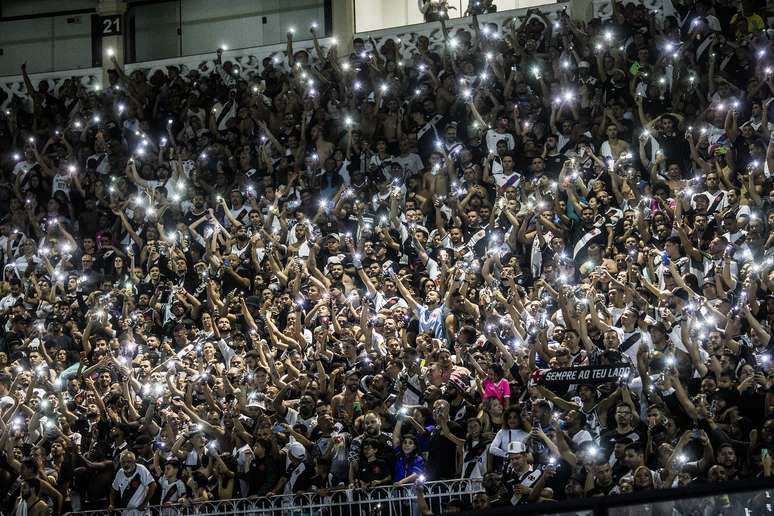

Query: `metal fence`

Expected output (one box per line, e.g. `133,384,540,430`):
71,478,483,516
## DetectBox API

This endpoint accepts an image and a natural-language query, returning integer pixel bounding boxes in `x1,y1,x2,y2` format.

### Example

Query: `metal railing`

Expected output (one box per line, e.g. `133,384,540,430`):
460,477,774,516
71,478,483,516
64,476,774,516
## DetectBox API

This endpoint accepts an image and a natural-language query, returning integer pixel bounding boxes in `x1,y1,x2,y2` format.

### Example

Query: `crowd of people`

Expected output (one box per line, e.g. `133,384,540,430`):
0,0,773,514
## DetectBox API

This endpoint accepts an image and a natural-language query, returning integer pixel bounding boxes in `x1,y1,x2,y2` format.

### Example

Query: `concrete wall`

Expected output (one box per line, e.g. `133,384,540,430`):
0,14,93,76
1,0,96,17
131,0,325,62
0,0,325,76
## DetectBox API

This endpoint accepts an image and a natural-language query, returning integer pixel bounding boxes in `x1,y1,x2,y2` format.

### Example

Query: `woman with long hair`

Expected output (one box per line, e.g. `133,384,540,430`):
488,406,529,473
393,434,425,485
479,397,505,440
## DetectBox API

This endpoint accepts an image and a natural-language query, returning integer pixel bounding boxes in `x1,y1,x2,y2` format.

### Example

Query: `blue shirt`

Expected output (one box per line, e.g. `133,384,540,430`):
415,303,447,339
393,447,425,482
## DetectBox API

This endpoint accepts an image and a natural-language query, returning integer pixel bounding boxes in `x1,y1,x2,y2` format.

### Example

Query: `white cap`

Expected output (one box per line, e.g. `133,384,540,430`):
288,442,307,460
508,441,527,454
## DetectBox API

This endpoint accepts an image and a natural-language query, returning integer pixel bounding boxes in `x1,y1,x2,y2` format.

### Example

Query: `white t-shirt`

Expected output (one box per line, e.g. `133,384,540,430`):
485,129,515,153
52,173,71,197
489,428,529,458
489,156,522,188
392,153,425,177
285,406,318,432
111,464,155,510
12,160,37,178
0,293,23,313
610,326,652,365
158,476,185,505
692,189,728,214
87,153,110,176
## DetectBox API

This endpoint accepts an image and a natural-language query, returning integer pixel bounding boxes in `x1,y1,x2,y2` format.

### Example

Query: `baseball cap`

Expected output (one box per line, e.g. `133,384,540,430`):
288,442,307,460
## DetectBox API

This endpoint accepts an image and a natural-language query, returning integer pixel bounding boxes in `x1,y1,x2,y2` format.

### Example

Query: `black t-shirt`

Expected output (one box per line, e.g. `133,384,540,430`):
357,458,391,484
569,221,607,265
184,208,209,228
282,461,313,494
356,432,394,467
543,152,566,177
656,132,690,168
243,455,280,496
426,421,465,480
544,459,572,501
598,424,646,461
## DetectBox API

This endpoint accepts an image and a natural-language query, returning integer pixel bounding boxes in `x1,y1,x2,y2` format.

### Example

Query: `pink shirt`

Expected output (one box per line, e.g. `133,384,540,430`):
482,378,510,402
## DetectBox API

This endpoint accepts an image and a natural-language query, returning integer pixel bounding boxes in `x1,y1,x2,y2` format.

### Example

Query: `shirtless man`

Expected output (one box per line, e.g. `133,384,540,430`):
600,123,630,161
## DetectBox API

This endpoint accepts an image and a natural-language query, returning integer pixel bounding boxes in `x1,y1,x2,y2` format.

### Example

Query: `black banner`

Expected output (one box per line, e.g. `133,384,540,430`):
534,364,631,386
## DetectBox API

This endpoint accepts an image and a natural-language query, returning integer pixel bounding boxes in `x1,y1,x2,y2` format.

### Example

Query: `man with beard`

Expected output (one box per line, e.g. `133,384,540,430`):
444,377,477,424
692,172,728,216
226,224,252,258
316,258,353,293
273,385,319,431
184,191,208,226
347,412,393,487
392,268,446,339
651,114,689,167
598,403,645,463
599,122,630,161
501,441,542,506
569,203,607,268
541,134,566,176
109,451,156,515
433,225,468,263
71,381,111,451
332,370,363,429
